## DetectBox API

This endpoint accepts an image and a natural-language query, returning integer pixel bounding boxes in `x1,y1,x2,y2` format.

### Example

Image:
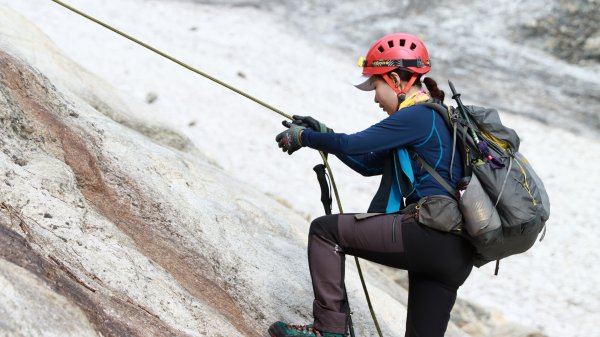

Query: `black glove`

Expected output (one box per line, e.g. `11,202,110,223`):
290,115,333,133
276,124,305,155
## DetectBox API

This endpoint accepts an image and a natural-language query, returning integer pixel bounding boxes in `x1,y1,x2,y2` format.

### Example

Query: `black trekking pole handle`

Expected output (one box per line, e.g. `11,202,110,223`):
313,164,332,215
448,80,481,144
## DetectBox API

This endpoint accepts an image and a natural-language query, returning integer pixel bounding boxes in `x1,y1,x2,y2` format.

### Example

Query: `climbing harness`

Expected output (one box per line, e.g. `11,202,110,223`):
48,1,383,336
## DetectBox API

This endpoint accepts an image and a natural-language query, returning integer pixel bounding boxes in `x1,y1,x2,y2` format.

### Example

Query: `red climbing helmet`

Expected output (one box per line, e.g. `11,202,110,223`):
354,33,431,95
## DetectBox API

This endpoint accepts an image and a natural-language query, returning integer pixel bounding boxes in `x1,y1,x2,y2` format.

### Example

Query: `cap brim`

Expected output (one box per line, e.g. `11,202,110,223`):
352,74,375,91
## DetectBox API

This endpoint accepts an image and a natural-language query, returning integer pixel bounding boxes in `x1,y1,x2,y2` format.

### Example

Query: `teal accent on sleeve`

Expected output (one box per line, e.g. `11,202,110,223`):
414,110,437,148
415,114,444,184
433,126,443,169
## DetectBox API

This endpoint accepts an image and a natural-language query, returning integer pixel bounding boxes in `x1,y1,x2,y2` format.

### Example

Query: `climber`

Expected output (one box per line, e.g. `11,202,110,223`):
269,33,474,337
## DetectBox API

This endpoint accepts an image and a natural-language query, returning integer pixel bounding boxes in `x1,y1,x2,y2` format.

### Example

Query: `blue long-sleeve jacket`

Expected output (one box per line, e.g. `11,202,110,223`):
301,104,463,212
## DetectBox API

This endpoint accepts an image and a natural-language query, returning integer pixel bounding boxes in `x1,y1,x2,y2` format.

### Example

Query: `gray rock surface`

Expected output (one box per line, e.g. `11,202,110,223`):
0,259,99,337
0,47,250,337
520,0,600,63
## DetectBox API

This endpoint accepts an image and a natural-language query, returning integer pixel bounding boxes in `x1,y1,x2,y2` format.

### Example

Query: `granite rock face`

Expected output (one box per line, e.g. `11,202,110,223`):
520,0,600,63
0,46,261,337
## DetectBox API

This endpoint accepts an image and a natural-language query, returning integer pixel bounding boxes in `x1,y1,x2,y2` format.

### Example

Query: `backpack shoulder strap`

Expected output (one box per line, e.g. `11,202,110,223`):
407,148,456,197
417,100,473,179
418,101,455,127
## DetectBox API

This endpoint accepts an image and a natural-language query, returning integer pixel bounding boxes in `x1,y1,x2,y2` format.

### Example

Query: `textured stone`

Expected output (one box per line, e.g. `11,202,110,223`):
0,259,99,337
520,0,600,63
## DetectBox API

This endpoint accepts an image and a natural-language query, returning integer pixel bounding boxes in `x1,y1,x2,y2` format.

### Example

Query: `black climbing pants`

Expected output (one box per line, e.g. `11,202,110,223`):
308,214,474,337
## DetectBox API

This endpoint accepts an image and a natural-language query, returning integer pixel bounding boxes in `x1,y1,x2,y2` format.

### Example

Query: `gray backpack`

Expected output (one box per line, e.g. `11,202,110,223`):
415,97,550,272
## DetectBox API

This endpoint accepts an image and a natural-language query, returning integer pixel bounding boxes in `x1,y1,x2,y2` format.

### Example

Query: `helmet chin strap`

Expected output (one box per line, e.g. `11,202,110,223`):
381,72,419,105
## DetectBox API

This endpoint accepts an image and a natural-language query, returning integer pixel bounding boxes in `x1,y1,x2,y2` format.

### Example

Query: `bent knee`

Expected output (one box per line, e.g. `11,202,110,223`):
308,214,339,240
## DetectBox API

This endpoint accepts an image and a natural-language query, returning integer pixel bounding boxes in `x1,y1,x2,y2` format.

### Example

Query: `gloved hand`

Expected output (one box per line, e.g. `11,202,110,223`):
276,124,306,155
290,115,333,133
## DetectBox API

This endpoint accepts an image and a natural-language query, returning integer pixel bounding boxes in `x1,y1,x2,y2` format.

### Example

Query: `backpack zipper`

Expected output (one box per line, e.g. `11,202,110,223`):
481,133,507,156
514,157,537,206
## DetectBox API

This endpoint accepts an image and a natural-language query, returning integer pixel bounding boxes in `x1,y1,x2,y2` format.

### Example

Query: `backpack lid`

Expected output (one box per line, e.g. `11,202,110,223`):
467,106,521,151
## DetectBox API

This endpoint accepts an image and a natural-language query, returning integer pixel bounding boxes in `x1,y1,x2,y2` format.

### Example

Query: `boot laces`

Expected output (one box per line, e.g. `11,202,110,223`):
288,324,321,336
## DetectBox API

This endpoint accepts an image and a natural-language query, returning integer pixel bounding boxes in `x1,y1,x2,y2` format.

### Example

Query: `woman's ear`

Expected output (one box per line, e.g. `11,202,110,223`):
388,72,402,90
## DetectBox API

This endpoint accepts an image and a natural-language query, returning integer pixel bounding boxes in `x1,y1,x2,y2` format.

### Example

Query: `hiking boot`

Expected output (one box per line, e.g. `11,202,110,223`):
267,321,344,337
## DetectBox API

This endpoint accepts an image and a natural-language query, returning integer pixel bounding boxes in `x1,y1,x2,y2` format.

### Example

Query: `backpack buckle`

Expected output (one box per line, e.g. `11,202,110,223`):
448,106,459,123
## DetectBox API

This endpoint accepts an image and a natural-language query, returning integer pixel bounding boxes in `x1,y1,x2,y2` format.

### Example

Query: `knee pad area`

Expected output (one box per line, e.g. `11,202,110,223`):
308,214,339,241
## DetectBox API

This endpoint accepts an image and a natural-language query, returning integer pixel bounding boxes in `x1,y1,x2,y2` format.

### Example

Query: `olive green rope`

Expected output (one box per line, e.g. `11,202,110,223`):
49,1,383,335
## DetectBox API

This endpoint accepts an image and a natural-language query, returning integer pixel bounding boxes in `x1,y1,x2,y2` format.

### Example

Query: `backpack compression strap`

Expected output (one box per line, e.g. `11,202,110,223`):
407,148,457,199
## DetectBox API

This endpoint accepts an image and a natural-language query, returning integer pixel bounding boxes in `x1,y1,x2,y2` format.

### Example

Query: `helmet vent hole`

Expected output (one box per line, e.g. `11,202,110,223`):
388,40,394,48
399,39,406,47
378,45,385,53
410,43,417,50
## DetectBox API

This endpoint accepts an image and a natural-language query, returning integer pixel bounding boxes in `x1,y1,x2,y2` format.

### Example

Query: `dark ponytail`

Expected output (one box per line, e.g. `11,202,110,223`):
423,77,445,103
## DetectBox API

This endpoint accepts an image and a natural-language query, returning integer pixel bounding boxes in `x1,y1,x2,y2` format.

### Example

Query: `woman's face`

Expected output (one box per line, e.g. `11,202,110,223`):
371,76,399,115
